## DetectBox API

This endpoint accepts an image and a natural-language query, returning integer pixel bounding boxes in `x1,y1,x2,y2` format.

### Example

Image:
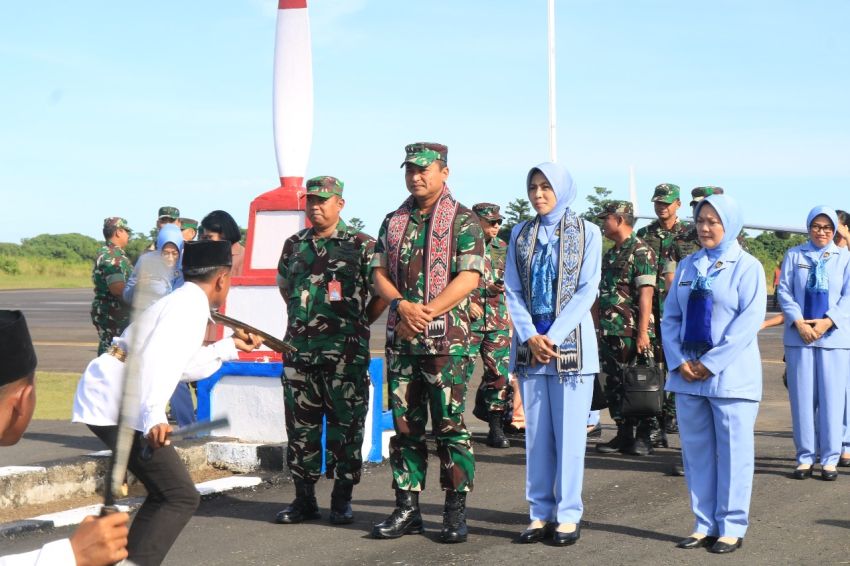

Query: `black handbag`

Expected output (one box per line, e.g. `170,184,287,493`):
621,351,665,417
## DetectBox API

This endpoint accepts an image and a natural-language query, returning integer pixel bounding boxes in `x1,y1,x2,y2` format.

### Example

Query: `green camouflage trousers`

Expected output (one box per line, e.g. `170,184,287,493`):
599,335,658,427
387,353,475,492
468,328,510,413
91,302,130,356
281,361,369,484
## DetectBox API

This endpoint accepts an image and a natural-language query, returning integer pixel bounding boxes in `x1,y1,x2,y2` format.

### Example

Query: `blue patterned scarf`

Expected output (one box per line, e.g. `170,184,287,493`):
803,252,830,319
530,238,557,334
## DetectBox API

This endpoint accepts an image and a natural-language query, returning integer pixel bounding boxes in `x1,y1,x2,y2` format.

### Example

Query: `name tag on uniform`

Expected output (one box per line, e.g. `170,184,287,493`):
328,279,342,302
797,264,811,269
679,280,693,286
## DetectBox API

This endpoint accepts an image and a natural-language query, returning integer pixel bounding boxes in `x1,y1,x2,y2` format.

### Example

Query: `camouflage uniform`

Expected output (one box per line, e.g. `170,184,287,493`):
277,178,375,485
468,205,510,416
371,154,485,493
598,205,658,424
91,219,133,355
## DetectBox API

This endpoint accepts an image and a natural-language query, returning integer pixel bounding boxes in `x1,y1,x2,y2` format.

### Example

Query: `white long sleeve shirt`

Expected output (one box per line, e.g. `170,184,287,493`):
0,539,75,565
72,282,238,435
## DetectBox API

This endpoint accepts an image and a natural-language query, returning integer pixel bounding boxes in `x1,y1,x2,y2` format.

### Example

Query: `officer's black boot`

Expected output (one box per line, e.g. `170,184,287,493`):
329,480,354,525
650,417,669,448
371,490,423,539
664,413,679,434
439,490,468,543
629,420,654,456
275,478,321,524
596,422,633,454
486,412,510,448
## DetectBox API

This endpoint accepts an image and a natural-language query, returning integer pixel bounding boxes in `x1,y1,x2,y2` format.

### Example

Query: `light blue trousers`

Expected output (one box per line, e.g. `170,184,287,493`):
785,347,849,466
587,410,600,426
522,374,593,524
844,379,850,450
676,394,758,539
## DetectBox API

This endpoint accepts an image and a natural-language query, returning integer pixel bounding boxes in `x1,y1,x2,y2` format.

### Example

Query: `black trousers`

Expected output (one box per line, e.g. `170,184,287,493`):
88,424,200,566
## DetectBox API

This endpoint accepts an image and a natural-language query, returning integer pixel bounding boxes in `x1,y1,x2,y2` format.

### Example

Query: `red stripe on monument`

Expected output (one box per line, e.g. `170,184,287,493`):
279,0,307,9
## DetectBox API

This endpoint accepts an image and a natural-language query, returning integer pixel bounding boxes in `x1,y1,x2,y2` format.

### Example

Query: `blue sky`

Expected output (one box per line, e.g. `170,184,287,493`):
1,1,847,243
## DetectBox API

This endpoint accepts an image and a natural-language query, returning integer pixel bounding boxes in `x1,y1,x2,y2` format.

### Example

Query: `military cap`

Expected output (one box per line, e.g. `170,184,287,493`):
182,240,232,271
472,203,503,222
103,217,132,234
158,206,180,220
689,186,724,207
179,218,198,231
305,176,344,199
400,142,448,168
596,200,634,218
0,310,37,386
651,183,680,204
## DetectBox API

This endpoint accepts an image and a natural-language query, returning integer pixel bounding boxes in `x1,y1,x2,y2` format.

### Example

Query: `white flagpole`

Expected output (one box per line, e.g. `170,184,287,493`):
629,165,639,215
547,0,557,162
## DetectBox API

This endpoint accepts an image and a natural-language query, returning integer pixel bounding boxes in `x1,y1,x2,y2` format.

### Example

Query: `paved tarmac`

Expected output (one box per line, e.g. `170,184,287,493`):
3,291,849,564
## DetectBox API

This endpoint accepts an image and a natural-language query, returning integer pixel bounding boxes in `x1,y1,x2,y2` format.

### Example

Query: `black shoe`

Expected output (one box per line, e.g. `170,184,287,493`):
709,538,743,554
821,468,839,481
596,423,634,454
552,524,580,546
676,535,717,549
371,490,423,539
650,425,669,448
628,422,654,456
275,479,321,524
838,455,850,468
486,412,510,449
664,414,679,434
792,466,813,480
329,480,354,525
670,463,686,477
586,424,602,438
518,523,553,544
439,491,468,543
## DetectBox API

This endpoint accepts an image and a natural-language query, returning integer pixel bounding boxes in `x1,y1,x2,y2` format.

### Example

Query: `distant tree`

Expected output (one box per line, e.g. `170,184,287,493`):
499,198,533,242
581,186,614,228
124,235,152,264
19,233,100,262
348,217,366,232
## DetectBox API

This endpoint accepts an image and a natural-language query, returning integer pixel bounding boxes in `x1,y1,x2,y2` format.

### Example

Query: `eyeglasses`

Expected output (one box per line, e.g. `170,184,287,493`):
810,223,835,234
489,220,502,226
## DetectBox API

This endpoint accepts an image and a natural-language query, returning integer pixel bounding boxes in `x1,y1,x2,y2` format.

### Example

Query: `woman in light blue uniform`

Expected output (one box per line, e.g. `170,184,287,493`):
778,206,850,480
662,194,766,554
833,210,850,467
505,162,601,546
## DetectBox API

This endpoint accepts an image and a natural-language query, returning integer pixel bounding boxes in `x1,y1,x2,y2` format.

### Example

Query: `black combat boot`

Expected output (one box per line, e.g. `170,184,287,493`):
650,418,669,448
596,422,634,454
664,413,679,434
486,412,510,448
629,420,654,456
329,480,354,525
275,478,321,524
371,490,423,539
439,490,468,543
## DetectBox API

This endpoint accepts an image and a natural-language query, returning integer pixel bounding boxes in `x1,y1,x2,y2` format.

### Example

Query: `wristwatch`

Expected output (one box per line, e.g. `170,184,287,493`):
390,298,403,312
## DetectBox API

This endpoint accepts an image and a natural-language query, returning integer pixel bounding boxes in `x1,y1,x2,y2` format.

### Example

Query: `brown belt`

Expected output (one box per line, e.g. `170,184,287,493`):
107,344,127,363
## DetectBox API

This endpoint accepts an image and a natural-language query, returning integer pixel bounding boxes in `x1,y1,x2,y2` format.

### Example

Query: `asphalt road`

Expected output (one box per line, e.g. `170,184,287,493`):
3,290,849,564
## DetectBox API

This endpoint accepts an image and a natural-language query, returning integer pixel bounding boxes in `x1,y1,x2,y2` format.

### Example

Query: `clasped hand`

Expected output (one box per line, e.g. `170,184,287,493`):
679,360,712,382
395,300,434,341
528,335,558,366
796,318,832,344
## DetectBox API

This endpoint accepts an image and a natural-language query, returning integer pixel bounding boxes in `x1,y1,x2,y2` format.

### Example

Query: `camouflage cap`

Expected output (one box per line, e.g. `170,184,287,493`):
472,203,503,222
305,176,344,198
103,217,132,234
651,183,680,204
158,206,180,220
400,142,448,168
596,200,634,219
179,218,198,231
689,186,724,206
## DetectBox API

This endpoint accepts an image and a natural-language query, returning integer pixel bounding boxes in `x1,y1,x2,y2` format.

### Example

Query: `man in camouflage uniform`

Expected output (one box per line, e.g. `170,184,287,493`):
636,184,688,444
594,202,659,456
91,217,133,355
275,176,386,526
179,217,198,242
468,203,511,448
146,206,181,251
370,142,485,543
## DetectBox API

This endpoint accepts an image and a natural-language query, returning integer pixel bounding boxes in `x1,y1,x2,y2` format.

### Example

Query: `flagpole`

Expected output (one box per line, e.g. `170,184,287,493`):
547,0,557,162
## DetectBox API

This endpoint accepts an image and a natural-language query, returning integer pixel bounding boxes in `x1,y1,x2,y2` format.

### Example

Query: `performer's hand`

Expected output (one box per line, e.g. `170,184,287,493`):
397,300,433,333
690,360,713,381
678,361,699,382
233,332,264,352
469,302,483,320
636,331,651,354
803,318,833,339
70,512,129,566
528,335,557,366
486,282,505,295
146,423,173,449
395,319,419,341
794,319,819,344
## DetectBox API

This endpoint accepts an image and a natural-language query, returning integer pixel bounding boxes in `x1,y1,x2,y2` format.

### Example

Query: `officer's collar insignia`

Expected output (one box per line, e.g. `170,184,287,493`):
715,261,723,268
823,252,830,258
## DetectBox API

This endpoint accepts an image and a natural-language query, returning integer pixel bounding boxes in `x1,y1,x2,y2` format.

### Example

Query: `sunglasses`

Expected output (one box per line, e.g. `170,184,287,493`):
488,220,503,226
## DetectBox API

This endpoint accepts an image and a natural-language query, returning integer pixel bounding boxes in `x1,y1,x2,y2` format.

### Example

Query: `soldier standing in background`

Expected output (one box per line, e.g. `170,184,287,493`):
468,203,512,449
370,142,485,543
179,218,198,242
636,184,688,444
594,201,659,456
275,176,387,526
91,217,134,355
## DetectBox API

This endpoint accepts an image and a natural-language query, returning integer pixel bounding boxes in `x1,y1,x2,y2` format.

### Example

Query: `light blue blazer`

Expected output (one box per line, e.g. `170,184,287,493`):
662,246,766,402
505,219,602,376
777,241,850,349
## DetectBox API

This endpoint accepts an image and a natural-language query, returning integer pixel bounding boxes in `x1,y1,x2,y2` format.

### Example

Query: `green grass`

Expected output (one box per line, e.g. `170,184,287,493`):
0,256,91,289
33,372,80,420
